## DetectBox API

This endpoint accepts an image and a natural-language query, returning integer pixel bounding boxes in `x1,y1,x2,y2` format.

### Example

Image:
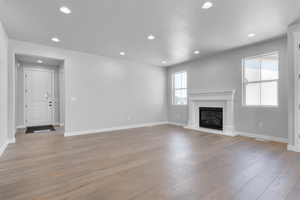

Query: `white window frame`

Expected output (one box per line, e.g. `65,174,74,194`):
242,51,279,108
172,71,187,106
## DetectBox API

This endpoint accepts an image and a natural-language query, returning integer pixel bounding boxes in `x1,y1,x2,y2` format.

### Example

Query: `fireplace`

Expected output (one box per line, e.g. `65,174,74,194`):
199,107,223,130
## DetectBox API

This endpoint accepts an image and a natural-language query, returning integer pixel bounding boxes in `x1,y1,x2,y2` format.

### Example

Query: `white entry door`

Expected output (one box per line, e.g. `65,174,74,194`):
24,68,55,126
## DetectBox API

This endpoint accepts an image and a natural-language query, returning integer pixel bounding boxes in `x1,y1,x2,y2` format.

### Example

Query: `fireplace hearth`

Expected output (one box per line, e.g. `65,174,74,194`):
199,107,223,130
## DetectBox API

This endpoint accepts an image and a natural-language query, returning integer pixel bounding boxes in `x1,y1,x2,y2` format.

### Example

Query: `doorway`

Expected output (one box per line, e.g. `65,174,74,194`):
15,54,65,134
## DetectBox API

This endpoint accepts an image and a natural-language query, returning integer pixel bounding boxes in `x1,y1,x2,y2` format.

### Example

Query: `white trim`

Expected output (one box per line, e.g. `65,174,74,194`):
290,28,300,152
186,89,236,137
237,131,288,143
65,121,169,137
167,122,186,127
287,145,300,152
0,141,9,157
181,126,288,143
172,123,287,143
0,138,16,157
8,137,16,144
16,125,26,129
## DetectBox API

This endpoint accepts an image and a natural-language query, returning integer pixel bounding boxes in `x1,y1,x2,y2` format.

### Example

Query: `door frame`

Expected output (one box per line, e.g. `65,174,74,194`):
288,23,300,152
23,67,55,127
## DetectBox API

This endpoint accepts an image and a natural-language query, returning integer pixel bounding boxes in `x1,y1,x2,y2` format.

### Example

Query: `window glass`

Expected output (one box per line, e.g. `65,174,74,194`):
174,89,187,105
261,54,279,80
244,58,260,82
245,83,260,105
261,82,278,106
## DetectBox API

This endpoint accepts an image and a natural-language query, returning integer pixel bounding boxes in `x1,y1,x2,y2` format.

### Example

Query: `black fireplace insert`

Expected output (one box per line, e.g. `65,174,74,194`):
199,107,223,130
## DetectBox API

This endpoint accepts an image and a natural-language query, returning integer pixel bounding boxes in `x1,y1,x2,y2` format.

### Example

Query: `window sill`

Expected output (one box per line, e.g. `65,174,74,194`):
242,105,279,109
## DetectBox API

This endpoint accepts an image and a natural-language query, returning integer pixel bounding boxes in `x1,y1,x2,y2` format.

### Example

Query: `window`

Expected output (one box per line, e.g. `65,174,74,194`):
242,52,279,106
172,71,187,105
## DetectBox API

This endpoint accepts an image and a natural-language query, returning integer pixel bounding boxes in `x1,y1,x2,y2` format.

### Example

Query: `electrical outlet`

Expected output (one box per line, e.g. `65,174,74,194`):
258,121,263,128
127,116,132,121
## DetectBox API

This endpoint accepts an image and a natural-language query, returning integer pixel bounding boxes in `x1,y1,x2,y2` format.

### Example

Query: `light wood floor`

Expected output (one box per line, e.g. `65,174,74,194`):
1,125,300,200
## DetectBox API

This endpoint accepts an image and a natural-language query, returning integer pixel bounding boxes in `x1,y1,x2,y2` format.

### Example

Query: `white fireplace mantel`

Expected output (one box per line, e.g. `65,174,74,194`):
185,89,237,136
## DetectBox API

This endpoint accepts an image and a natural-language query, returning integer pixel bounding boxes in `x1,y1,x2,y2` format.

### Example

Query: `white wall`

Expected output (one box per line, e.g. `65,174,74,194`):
167,37,289,139
8,40,168,137
0,21,9,154
294,32,300,146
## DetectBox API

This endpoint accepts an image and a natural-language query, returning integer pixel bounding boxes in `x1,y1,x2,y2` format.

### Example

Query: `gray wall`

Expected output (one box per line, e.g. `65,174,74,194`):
168,37,289,139
0,21,8,149
8,40,168,137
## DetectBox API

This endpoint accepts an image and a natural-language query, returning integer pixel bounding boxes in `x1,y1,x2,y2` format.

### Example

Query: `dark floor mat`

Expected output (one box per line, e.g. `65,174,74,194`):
26,125,55,134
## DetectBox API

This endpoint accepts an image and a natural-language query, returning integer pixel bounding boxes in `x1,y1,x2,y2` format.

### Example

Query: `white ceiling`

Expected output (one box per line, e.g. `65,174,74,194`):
1,0,299,67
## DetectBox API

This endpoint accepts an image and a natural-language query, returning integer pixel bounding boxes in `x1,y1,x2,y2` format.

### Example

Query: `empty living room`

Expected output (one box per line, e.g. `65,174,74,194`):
1,0,300,199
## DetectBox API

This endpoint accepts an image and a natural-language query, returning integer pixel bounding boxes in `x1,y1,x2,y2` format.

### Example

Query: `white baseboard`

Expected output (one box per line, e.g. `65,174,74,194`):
237,131,288,143
16,125,26,129
167,122,186,127
65,121,169,137
0,137,16,157
53,122,64,127
8,137,16,144
0,141,8,157
173,124,287,143
287,144,300,152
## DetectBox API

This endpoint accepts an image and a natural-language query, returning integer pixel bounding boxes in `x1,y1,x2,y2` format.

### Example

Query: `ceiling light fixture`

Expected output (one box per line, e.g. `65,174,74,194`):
248,33,256,37
120,52,125,56
194,50,200,54
162,61,167,64
60,6,72,14
51,37,60,42
147,35,156,40
37,60,43,64
202,1,213,9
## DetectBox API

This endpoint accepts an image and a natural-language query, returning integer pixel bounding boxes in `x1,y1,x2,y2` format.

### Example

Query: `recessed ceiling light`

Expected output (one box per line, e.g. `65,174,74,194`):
60,6,72,14
202,1,213,9
194,50,200,54
37,60,43,64
51,37,60,42
162,61,167,64
248,33,256,37
120,52,125,56
147,35,156,40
